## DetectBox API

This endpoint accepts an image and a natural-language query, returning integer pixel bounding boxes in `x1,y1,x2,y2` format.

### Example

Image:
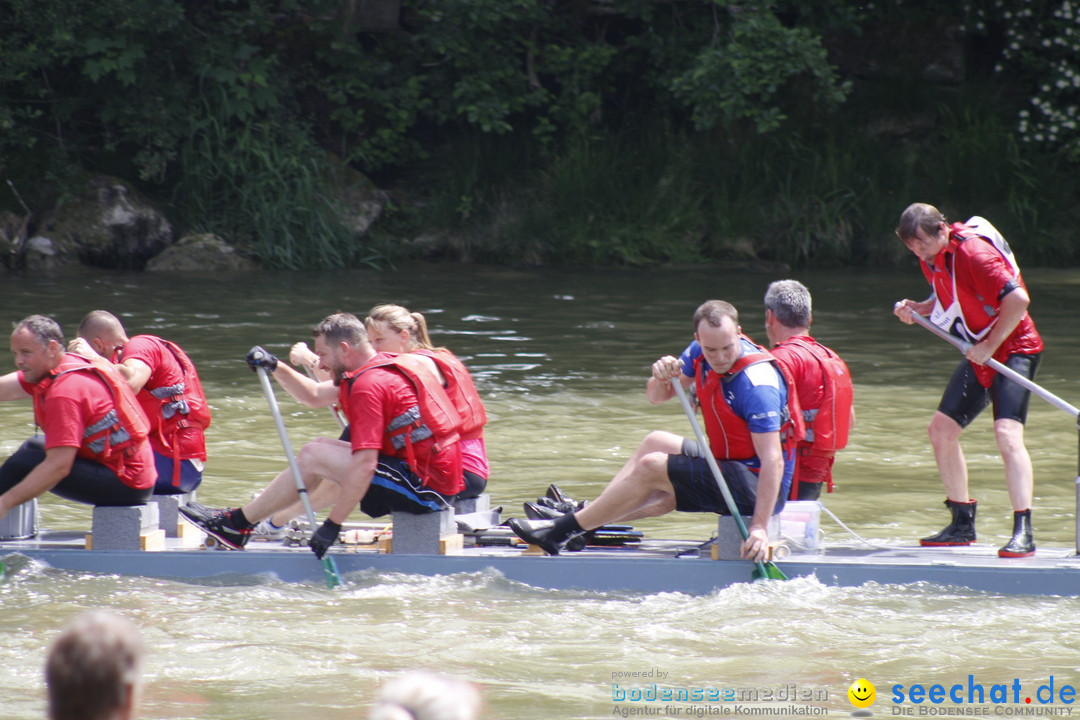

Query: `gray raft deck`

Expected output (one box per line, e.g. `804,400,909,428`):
4,531,1080,597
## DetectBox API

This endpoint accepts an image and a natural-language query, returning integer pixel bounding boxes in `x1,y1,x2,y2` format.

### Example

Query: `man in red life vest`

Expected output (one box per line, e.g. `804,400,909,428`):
893,203,1043,558
764,280,854,501
0,315,155,524
70,310,211,495
180,312,463,559
509,300,800,561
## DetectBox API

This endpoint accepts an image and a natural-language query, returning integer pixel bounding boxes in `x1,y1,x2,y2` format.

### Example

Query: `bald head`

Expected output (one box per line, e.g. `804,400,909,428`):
77,311,129,357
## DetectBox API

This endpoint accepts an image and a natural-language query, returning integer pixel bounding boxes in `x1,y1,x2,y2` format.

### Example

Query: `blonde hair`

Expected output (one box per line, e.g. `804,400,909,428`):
368,671,482,720
366,304,443,351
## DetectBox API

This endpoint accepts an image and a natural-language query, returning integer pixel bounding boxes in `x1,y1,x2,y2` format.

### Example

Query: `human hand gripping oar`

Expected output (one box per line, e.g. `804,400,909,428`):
906,312,1079,419
252,351,342,588
671,379,787,581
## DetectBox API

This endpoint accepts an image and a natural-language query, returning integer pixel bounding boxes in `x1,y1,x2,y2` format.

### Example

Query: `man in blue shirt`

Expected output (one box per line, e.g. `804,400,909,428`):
509,299,797,559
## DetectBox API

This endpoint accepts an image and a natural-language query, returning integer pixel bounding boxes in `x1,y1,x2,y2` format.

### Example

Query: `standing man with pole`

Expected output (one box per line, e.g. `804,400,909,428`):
893,202,1043,557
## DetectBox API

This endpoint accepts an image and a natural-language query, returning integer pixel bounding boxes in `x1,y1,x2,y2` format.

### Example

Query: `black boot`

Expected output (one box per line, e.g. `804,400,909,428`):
508,513,585,555
522,502,588,551
998,509,1035,558
920,499,977,546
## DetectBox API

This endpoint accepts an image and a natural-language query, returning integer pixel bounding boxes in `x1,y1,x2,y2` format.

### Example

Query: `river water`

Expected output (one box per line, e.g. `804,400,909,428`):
3,263,1080,719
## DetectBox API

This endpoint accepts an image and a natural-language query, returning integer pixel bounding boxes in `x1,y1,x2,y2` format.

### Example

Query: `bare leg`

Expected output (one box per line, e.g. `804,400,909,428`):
574,430,683,531
995,418,1033,511
267,482,342,527
241,439,354,523
928,411,968,502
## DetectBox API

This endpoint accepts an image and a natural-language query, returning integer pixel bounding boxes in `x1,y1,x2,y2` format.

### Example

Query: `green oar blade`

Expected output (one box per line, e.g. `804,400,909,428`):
751,561,788,581
762,562,788,580
322,556,342,588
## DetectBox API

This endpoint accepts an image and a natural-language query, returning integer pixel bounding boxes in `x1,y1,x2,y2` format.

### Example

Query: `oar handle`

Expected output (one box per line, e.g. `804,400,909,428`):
908,312,1080,419
302,365,347,430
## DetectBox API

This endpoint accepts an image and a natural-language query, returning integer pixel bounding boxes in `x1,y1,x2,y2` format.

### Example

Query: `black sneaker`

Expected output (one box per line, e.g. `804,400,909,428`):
179,502,251,550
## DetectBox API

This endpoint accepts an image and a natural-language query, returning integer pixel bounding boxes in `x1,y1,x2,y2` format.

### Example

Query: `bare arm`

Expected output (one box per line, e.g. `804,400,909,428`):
289,342,332,382
119,358,152,393
0,371,30,402
327,448,379,525
0,446,76,519
742,430,784,563
270,362,338,407
893,296,935,324
66,338,152,393
645,355,691,404
967,287,1029,365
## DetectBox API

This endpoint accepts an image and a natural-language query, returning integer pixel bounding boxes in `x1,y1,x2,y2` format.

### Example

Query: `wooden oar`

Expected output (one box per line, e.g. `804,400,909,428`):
255,362,342,588
671,379,787,581
909,312,1079,419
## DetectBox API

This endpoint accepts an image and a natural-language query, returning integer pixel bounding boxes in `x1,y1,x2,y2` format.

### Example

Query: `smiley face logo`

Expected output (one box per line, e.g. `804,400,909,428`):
848,678,876,708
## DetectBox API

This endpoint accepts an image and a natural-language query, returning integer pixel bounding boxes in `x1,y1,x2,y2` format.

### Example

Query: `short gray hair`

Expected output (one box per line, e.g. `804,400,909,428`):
312,312,369,347
13,315,64,347
764,280,812,328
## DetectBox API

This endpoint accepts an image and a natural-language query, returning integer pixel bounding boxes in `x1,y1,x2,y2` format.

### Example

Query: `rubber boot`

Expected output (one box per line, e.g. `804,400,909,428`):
920,499,977,546
508,513,586,556
522,503,587,551
998,509,1035,558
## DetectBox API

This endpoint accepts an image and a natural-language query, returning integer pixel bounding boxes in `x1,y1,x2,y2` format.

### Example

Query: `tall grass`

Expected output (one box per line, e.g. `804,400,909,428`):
402,80,1080,268
172,91,384,270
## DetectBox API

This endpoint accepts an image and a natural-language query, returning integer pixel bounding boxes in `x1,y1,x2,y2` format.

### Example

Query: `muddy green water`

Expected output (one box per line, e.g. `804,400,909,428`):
3,264,1080,719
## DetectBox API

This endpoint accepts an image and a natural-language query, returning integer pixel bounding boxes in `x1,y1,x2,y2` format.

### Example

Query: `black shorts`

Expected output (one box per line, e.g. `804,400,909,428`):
457,470,487,500
0,436,152,506
666,439,783,516
938,353,1041,428
359,454,453,518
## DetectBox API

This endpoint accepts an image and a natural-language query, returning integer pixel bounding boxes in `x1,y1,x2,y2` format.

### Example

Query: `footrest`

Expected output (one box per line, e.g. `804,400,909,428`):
86,504,163,551
387,507,462,555
149,491,196,538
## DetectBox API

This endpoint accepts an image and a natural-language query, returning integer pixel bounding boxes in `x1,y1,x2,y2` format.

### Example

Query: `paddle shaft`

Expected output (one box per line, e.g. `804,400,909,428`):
909,312,1080,419
671,379,771,575
256,365,342,587
302,365,347,430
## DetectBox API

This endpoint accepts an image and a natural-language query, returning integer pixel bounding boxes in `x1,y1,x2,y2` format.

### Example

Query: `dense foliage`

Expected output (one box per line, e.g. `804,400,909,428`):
2,0,1078,268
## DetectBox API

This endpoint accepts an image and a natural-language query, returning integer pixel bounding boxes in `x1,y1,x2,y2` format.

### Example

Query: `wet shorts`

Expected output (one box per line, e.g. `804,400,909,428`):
938,353,1041,428
666,439,770,516
359,454,453,518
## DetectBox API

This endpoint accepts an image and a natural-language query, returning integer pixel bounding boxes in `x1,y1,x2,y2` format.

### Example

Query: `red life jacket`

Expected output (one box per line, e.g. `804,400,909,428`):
417,349,487,441
780,336,852,454
343,353,463,487
120,338,212,486
693,339,804,462
34,354,151,466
